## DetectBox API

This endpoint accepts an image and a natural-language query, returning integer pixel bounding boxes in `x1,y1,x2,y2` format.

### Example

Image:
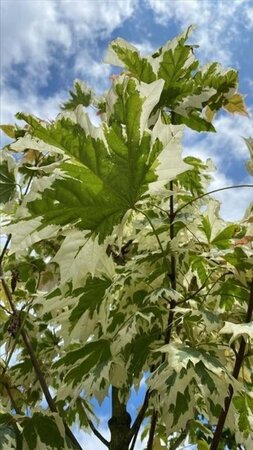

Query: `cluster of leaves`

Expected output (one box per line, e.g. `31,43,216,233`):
0,26,252,450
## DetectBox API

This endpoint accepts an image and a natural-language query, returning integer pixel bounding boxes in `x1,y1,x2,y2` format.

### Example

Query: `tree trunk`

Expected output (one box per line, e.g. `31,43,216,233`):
108,387,132,450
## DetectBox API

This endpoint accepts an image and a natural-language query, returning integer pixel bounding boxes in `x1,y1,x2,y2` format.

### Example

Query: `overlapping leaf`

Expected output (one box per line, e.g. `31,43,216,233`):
22,413,66,450
0,159,16,204
105,26,244,132
15,77,190,242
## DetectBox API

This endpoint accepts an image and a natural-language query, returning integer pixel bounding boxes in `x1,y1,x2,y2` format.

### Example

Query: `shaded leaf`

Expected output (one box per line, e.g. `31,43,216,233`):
0,160,16,203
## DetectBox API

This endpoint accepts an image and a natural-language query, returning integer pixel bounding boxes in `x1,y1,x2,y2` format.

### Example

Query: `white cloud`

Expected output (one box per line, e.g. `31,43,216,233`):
181,108,253,221
147,0,251,65
73,49,112,89
1,0,71,74
133,40,155,56
1,0,136,81
58,0,135,39
183,111,253,168
245,6,253,28
209,171,253,221
1,85,65,123
1,0,137,123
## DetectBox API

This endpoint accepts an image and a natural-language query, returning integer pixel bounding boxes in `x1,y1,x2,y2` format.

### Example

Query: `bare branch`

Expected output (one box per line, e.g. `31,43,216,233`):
88,418,109,447
0,234,11,266
0,238,83,450
210,279,253,450
129,389,150,450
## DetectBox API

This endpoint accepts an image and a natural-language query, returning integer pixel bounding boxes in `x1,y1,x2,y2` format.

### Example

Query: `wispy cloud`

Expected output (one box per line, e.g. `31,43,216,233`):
147,0,252,65
184,112,253,165
1,0,137,123
208,172,252,221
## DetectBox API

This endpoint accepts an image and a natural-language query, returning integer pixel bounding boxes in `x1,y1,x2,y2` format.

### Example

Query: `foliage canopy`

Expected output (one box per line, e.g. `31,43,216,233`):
0,26,253,450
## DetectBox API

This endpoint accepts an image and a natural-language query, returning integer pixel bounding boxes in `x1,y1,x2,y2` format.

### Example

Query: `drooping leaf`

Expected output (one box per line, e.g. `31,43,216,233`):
0,125,16,139
0,413,19,449
211,224,237,249
54,340,112,389
219,321,253,345
70,276,111,325
223,93,249,117
244,137,253,176
22,413,65,450
197,440,210,450
0,160,16,203
53,230,114,288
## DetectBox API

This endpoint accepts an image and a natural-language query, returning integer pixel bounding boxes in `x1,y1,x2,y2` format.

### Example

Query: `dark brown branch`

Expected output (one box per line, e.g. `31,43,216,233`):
0,240,82,450
165,182,177,347
146,182,178,450
109,386,132,449
210,280,253,450
146,410,158,450
129,389,150,450
169,429,188,450
88,419,109,447
0,234,12,265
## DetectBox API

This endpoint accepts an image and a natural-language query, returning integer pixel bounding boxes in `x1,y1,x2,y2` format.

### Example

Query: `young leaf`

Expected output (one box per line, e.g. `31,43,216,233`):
223,93,249,117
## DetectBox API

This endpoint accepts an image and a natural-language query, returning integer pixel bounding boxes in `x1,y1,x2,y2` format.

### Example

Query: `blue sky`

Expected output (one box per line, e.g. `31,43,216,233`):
1,1,253,448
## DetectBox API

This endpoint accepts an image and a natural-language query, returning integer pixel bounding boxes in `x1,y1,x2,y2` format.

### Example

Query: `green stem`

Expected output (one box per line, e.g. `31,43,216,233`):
135,208,170,272
175,184,253,216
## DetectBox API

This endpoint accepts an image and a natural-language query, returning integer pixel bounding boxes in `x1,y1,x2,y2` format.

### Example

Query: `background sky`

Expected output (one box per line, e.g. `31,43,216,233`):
1,1,253,448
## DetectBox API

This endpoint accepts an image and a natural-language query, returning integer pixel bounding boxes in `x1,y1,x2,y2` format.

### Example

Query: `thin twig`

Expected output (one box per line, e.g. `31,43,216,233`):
0,234,12,266
129,389,150,450
0,303,12,315
169,429,188,450
210,280,253,450
165,181,177,344
175,184,253,217
135,207,170,272
0,238,82,450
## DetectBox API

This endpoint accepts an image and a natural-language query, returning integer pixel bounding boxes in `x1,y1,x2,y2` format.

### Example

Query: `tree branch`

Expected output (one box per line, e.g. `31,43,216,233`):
169,429,188,450
109,386,132,449
87,418,109,447
0,236,83,450
210,279,253,450
0,234,12,266
147,410,158,450
146,182,178,450
129,389,150,450
165,182,177,347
